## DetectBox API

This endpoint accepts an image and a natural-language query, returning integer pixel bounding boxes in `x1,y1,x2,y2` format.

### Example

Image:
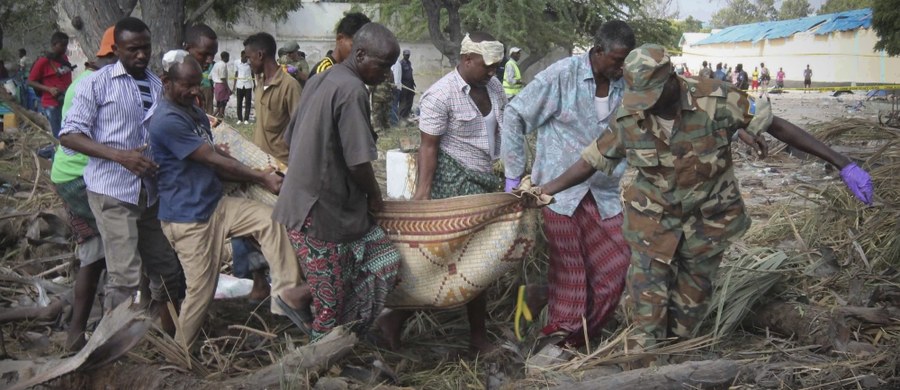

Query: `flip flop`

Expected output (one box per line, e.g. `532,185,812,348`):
514,284,534,341
274,295,313,336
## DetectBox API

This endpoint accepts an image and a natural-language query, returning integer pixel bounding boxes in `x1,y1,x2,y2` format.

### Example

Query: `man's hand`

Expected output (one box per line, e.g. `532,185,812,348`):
259,168,283,194
737,129,768,159
840,163,874,205
115,145,158,177
215,143,232,158
504,177,521,193
48,87,61,97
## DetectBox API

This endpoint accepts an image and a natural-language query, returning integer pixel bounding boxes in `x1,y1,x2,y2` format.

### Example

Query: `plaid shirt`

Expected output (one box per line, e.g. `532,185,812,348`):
419,69,507,173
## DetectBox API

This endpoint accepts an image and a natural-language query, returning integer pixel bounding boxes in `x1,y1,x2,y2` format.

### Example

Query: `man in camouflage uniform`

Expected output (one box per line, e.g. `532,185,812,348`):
541,44,874,366
371,69,395,132
278,42,308,86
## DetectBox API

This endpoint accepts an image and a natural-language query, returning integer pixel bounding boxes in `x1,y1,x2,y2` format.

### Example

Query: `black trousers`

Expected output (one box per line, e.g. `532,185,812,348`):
399,88,414,118
236,88,252,121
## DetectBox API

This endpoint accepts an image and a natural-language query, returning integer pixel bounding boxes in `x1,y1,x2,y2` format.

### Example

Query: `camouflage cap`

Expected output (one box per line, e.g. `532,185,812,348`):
622,44,674,111
283,41,300,53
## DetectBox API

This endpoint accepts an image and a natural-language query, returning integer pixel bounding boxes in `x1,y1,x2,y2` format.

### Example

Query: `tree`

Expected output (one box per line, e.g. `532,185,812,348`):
779,0,811,20
817,0,872,14
872,0,900,56
366,0,670,72
644,0,679,20
58,0,304,70
710,0,777,28
1,0,58,51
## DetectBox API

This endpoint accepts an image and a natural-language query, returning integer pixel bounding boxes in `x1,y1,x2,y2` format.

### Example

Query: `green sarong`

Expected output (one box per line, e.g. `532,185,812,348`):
431,151,502,199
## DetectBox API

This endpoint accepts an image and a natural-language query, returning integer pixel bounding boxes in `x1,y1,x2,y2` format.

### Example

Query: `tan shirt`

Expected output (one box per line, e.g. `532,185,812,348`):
253,69,301,163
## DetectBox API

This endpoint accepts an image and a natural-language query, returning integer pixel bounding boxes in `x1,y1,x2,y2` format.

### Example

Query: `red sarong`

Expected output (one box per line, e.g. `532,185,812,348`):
541,195,630,347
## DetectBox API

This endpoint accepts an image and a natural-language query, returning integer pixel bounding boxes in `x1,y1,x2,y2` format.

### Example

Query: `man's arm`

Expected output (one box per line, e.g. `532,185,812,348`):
766,116,850,169
188,143,282,194
60,134,158,177
348,162,383,212
540,127,625,196
412,133,439,200
500,77,560,182
27,58,61,98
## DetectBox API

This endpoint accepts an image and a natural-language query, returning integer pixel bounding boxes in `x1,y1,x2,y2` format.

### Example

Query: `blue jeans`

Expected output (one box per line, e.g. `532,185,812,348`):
42,104,63,138
231,237,267,279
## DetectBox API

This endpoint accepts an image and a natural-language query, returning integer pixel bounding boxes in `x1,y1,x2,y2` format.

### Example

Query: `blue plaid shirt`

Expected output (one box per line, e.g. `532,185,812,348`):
501,53,626,218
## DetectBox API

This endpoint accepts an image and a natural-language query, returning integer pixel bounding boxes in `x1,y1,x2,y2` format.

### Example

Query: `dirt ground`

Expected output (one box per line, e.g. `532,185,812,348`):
1,89,898,389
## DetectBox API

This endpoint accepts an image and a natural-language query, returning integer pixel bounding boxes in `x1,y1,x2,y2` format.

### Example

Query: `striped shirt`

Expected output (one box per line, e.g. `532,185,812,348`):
134,78,154,112
59,61,162,206
419,69,507,173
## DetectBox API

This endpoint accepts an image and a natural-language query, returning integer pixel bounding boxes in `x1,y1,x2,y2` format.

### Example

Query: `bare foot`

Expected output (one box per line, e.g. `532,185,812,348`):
374,309,411,351
248,270,271,302
469,335,498,355
278,283,311,312
66,330,87,352
525,284,548,316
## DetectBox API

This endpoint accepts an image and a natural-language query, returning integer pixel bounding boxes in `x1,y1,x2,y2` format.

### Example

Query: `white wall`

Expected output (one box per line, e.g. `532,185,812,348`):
680,28,900,85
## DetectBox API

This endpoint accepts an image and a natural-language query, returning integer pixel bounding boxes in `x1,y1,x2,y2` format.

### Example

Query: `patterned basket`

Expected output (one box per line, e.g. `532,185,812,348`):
209,118,550,309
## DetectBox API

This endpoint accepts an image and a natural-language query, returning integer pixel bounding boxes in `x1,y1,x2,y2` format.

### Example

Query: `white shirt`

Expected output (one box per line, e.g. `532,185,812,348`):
235,62,253,89
391,62,402,90
211,61,232,84
484,109,499,159
593,95,612,121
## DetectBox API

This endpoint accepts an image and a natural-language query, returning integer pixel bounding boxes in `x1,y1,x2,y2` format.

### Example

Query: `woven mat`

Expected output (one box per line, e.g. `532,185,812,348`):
208,119,552,309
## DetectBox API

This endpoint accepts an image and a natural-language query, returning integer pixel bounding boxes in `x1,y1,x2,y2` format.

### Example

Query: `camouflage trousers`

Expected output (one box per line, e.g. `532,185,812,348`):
624,238,726,359
371,88,394,132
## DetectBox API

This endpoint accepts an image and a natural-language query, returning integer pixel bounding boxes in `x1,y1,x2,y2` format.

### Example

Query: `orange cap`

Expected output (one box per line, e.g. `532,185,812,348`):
96,27,115,57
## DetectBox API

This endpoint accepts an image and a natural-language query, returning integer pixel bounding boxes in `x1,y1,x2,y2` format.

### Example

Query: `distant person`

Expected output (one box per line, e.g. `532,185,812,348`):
682,63,691,77
803,64,812,92
776,67,785,89
503,47,523,98
234,50,254,124
699,60,712,78
211,51,233,118
28,31,74,138
735,63,749,90
759,62,770,99
244,32,301,164
183,24,219,114
278,42,308,86
398,48,416,118
751,66,759,92
18,48,29,72
714,62,726,81
309,12,371,77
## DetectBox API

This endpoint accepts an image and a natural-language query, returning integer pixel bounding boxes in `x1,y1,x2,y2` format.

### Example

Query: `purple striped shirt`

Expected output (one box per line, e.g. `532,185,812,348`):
59,61,162,206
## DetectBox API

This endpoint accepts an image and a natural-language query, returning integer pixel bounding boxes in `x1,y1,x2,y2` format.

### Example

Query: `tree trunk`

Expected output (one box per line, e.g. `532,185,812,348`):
421,0,467,66
748,300,898,354
59,0,137,60
139,0,186,72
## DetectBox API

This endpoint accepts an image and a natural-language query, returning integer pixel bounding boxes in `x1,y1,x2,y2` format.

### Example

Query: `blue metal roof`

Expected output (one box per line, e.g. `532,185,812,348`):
695,8,872,46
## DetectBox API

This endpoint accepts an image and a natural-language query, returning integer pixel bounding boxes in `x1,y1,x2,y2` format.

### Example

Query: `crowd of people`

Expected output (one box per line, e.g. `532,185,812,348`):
21,13,873,370
677,60,810,97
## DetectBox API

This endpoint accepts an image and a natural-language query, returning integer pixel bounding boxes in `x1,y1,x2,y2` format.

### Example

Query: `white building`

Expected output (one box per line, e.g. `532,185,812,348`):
679,8,899,86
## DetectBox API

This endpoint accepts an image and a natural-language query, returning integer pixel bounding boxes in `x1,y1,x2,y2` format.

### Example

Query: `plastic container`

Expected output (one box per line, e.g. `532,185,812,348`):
386,149,417,199
3,113,16,131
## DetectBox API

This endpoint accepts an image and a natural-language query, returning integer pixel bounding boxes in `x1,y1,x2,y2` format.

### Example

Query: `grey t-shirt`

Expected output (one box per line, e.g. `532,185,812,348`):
272,62,378,243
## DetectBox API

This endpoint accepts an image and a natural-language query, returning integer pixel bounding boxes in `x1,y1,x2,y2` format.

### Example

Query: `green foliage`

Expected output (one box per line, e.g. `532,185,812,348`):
710,0,776,28
778,0,811,20
189,0,304,25
0,0,58,49
365,0,659,70
817,0,872,14
872,0,900,56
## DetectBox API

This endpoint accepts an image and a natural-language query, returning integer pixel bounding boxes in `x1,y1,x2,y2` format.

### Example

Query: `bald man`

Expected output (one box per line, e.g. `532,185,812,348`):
273,23,402,341
148,51,307,348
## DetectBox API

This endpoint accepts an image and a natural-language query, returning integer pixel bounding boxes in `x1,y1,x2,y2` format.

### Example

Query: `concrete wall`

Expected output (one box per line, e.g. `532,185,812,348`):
679,28,900,85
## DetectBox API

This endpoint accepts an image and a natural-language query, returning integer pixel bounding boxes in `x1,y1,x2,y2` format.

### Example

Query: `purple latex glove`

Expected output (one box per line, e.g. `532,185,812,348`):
505,177,521,193
840,163,874,205
286,65,298,74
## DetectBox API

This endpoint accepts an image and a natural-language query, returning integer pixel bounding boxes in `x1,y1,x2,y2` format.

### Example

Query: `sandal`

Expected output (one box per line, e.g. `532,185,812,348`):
274,295,313,336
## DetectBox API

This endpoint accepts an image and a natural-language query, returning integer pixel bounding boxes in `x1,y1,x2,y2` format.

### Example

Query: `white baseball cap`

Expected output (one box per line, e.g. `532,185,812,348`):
509,47,522,55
